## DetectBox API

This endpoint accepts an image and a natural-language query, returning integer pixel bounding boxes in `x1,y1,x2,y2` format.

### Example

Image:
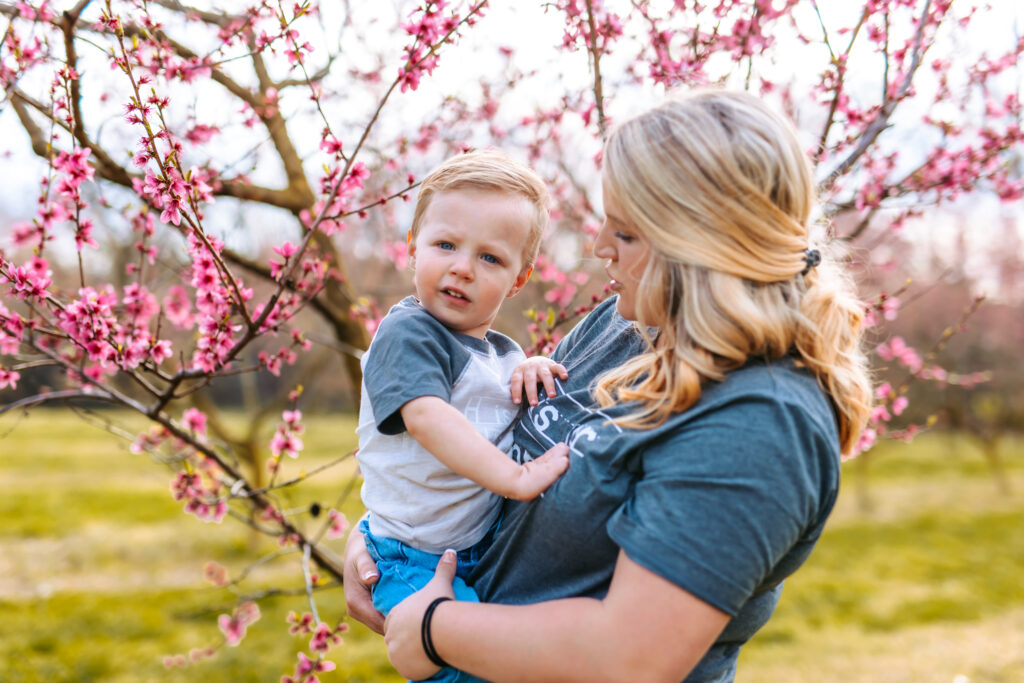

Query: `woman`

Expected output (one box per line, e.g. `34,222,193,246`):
345,89,872,682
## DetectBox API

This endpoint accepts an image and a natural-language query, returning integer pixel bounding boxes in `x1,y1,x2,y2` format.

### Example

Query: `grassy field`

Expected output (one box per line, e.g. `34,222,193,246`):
1,410,1022,682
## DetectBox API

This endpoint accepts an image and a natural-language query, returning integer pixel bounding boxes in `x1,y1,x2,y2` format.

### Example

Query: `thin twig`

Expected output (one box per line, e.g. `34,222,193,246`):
820,0,934,192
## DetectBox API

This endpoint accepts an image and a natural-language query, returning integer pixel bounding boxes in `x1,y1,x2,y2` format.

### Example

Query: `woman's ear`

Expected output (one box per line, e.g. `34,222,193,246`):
507,265,533,298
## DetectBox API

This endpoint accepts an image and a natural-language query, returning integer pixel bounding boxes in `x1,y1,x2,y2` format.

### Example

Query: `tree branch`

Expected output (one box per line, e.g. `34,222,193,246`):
584,0,607,139
0,389,116,416
819,0,933,192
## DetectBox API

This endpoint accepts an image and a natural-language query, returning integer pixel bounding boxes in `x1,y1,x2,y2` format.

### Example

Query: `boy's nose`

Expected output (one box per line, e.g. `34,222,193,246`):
449,254,474,279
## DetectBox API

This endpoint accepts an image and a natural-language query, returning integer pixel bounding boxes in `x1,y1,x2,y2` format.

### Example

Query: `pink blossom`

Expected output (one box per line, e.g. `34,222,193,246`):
163,654,186,669
383,240,410,269
875,336,922,373
0,369,20,390
182,408,207,435
218,601,260,646
163,285,195,329
309,622,346,653
203,561,230,586
319,136,343,155
326,509,349,538
892,396,908,416
288,611,315,635
851,427,877,458
150,339,173,365
185,123,220,144
270,427,303,459
170,471,226,523
881,296,900,321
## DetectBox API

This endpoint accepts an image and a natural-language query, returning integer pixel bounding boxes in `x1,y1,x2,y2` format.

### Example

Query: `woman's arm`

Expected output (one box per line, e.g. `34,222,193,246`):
384,549,731,683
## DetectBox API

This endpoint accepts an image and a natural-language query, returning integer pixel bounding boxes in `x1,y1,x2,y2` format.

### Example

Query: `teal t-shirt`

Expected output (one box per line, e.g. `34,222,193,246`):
470,296,841,682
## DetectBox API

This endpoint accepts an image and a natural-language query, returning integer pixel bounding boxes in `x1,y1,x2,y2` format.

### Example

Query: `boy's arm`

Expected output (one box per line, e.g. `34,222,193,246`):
400,396,568,501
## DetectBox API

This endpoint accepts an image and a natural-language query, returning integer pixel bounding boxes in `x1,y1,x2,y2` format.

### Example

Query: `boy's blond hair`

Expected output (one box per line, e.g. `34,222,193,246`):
410,150,550,269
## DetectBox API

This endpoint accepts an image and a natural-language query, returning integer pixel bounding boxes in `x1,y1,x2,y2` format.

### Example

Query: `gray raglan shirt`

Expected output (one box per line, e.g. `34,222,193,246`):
357,297,526,554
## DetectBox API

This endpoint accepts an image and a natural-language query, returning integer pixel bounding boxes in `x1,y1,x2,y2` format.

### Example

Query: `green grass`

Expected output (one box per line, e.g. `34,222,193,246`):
2,409,1023,682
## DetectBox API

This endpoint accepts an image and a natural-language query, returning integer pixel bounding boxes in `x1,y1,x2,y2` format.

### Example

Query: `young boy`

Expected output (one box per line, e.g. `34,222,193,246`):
355,152,569,678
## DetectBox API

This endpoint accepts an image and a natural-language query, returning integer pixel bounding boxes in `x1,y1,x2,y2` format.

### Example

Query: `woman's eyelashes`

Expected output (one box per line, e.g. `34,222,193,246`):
615,230,636,244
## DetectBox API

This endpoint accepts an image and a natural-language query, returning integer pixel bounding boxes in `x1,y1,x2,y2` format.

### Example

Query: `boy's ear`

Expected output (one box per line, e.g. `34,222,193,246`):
406,231,416,265
507,265,533,298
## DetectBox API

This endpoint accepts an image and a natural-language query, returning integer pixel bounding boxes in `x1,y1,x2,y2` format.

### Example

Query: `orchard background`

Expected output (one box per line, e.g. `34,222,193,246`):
1,0,1022,681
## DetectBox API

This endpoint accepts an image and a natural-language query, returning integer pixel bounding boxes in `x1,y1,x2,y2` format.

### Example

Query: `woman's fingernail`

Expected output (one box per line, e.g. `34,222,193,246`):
444,549,456,559
363,571,378,581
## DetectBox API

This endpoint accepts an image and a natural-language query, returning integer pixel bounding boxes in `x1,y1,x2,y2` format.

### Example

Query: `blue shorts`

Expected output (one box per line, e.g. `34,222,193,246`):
359,518,494,683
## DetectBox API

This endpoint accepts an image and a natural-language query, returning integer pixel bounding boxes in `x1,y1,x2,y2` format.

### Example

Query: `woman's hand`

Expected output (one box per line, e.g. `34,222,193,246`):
510,356,568,406
344,524,385,634
384,549,458,680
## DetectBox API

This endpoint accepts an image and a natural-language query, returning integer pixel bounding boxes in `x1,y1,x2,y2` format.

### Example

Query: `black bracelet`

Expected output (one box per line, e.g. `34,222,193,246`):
421,596,453,669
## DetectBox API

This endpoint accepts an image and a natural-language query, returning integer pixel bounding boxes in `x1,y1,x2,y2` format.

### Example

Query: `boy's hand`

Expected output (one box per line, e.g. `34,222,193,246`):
507,443,570,501
510,357,568,407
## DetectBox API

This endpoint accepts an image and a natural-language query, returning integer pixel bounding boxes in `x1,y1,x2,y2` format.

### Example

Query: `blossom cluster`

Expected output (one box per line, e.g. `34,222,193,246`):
269,409,305,464
218,601,261,647
170,465,228,523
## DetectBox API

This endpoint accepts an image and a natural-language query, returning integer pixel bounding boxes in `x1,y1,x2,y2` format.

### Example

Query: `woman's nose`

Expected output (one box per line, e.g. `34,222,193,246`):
593,222,615,260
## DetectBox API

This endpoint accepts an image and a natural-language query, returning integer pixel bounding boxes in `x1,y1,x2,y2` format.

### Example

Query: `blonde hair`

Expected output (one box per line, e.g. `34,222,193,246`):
594,90,872,456
410,150,550,268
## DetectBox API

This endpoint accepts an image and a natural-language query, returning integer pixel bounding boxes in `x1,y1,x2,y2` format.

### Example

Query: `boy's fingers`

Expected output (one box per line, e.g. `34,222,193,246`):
535,443,570,468
510,371,523,403
555,363,568,379
540,368,557,398
526,379,539,406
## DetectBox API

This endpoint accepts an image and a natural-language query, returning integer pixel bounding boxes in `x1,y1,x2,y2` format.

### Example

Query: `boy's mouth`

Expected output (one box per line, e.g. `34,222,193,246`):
441,287,469,302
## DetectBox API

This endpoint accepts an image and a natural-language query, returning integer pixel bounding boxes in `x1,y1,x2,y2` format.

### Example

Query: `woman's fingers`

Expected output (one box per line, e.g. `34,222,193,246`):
383,550,458,680
430,548,458,588
344,528,385,634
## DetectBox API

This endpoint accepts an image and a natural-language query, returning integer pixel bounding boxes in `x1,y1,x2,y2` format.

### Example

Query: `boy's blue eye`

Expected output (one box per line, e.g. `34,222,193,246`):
437,241,454,250
481,254,500,265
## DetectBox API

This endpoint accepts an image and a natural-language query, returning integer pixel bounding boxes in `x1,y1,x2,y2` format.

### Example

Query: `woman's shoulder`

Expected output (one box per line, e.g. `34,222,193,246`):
701,357,836,431
554,296,641,358
639,357,840,471
560,296,626,342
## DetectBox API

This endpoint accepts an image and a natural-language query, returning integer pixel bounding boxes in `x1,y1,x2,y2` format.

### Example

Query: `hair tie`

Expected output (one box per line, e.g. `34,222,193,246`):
421,596,452,669
801,248,821,275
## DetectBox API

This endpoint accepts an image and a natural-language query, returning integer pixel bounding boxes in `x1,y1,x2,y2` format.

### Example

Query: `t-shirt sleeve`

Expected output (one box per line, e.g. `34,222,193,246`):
362,309,460,436
606,394,828,616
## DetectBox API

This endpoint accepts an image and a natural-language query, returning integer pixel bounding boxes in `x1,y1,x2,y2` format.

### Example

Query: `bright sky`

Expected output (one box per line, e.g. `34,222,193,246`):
1,1,1021,297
